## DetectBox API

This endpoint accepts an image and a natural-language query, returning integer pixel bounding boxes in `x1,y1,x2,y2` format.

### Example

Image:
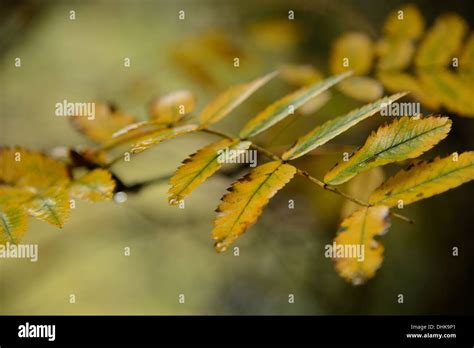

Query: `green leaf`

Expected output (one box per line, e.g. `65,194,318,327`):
199,71,277,125
324,116,452,185
130,124,199,154
239,72,351,139
369,152,474,207
282,93,406,160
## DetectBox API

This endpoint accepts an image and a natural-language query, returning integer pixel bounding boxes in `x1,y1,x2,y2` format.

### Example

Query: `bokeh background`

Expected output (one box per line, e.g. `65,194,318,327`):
1,0,473,315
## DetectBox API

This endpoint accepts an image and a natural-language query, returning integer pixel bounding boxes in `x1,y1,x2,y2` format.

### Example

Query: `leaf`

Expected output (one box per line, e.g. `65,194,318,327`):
377,72,440,110
376,38,415,71
369,152,474,207
282,93,406,160
0,147,69,189
69,169,116,202
418,70,474,117
239,72,351,138
25,186,70,228
70,103,136,144
383,4,424,40
279,64,323,86
324,116,452,185
460,33,474,72
168,139,251,204
130,124,199,154
415,14,467,67
212,161,296,252
247,19,300,51
329,32,374,75
148,90,196,124
340,167,385,218
337,76,384,102
198,71,277,125
0,204,28,245
333,205,391,285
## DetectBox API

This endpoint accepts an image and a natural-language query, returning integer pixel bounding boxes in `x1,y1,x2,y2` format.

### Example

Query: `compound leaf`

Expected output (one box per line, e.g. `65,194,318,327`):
282,93,406,160
239,72,351,138
333,205,391,285
369,151,474,207
212,161,296,252
324,116,452,185
199,71,277,125
168,139,251,204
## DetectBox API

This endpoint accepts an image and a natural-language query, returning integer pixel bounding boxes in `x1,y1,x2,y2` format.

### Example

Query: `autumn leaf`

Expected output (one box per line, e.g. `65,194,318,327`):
415,14,467,67
239,72,351,138
333,205,391,285
0,147,70,188
70,103,136,144
69,169,116,202
0,204,28,245
168,139,251,204
282,93,406,160
148,90,196,125
212,161,296,252
369,152,474,207
199,71,277,125
376,38,415,71
383,4,424,40
329,32,374,75
130,124,199,154
324,116,452,185
24,186,70,228
278,64,323,86
337,76,384,102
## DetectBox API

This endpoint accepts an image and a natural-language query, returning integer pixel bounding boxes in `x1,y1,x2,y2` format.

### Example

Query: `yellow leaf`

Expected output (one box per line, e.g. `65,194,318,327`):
0,204,28,245
278,64,323,86
239,72,351,138
70,103,136,144
247,19,300,51
333,206,391,285
369,152,474,207
415,14,467,67
329,32,374,75
341,167,385,218
212,161,296,252
282,93,406,161
377,72,440,110
69,169,116,202
130,124,199,154
383,4,424,39
337,76,384,102
199,72,277,125
0,147,69,189
25,186,70,228
460,33,474,72
376,38,415,71
298,91,332,116
148,90,196,124
168,139,251,204
324,116,452,185
418,70,474,117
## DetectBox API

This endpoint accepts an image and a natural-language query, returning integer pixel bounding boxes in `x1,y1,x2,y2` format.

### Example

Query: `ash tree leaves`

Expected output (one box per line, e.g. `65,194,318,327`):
168,139,251,204
0,148,116,244
369,152,474,207
212,161,296,252
239,72,351,138
324,116,452,185
333,206,391,285
282,93,406,160
148,90,196,125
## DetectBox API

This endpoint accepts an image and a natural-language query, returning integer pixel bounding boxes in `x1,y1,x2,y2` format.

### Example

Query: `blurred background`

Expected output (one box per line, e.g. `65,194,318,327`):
0,0,473,315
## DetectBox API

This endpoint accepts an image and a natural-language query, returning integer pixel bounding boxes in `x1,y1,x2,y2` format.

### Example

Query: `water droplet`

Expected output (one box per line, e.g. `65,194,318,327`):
114,191,127,203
